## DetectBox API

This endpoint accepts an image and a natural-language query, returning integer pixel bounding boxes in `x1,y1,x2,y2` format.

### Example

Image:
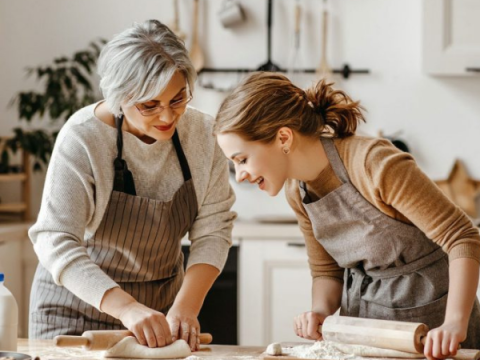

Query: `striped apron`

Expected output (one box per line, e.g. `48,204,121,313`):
29,115,198,338
299,137,480,348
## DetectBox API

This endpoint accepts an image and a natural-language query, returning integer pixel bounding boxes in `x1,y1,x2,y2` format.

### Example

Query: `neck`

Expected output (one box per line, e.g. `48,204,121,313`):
288,136,329,182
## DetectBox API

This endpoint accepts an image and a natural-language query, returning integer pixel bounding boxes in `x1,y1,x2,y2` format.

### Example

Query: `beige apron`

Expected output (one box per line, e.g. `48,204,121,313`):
30,115,198,338
299,137,480,348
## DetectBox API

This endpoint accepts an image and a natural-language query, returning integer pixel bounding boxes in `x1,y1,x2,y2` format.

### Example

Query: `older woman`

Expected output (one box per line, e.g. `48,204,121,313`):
28,20,236,351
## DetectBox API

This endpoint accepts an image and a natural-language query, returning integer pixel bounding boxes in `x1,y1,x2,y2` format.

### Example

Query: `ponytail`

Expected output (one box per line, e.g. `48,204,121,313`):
214,72,365,142
305,79,365,138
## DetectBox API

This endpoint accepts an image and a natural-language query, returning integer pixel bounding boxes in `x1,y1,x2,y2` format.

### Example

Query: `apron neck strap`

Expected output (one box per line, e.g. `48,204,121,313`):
320,137,350,184
113,114,137,195
171,130,192,182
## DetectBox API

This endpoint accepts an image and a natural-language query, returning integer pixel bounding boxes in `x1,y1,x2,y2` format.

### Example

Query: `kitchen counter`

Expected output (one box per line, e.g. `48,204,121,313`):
17,339,267,360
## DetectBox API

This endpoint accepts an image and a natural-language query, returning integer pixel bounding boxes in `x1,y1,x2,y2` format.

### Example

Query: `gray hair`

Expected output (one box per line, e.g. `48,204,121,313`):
97,19,196,116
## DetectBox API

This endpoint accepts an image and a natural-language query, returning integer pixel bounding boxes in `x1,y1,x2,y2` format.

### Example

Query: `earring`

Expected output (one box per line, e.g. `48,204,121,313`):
282,146,290,155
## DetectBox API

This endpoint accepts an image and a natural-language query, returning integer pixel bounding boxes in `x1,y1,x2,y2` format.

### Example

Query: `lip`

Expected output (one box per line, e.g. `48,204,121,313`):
154,123,174,132
258,178,265,190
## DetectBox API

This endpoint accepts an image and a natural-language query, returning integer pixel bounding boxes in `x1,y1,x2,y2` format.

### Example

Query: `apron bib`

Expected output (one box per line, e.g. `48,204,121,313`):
299,137,480,348
30,115,198,338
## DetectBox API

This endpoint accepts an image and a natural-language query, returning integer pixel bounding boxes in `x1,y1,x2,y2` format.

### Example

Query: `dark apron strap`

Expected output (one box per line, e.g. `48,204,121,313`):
113,116,192,194
113,114,137,195
171,130,192,182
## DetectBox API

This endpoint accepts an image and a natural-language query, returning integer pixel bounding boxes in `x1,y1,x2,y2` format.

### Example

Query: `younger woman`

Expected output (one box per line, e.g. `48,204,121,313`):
214,72,480,356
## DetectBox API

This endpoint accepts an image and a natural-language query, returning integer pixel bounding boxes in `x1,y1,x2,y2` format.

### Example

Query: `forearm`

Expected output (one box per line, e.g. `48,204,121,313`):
445,257,479,326
311,277,343,316
100,287,136,319
171,264,220,315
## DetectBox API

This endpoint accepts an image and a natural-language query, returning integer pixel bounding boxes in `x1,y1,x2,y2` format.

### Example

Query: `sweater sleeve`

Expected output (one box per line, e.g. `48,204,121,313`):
285,180,344,283
186,140,236,272
365,139,480,263
28,126,119,310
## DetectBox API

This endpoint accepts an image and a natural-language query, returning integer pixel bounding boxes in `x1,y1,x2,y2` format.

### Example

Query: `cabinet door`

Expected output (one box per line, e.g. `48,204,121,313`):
239,239,312,346
423,0,480,75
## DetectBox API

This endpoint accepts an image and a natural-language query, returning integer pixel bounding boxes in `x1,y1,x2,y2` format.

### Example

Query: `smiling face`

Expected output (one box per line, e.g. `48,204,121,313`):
121,71,190,142
217,132,290,196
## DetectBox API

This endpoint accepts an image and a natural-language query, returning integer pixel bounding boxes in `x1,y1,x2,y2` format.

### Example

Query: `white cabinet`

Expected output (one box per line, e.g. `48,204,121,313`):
238,236,312,346
423,0,480,75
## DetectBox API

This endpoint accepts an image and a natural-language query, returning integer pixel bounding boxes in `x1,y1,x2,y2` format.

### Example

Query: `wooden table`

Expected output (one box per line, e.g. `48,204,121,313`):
17,339,267,360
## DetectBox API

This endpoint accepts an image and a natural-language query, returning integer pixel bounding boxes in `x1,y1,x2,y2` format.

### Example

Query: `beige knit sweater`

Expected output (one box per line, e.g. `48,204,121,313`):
29,104,236,310
285,135,480,283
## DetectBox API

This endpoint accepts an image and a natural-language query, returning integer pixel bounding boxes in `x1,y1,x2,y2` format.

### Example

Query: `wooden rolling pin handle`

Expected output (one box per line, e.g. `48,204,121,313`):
55,332,213,350
198,333,212,344
54,335,89,348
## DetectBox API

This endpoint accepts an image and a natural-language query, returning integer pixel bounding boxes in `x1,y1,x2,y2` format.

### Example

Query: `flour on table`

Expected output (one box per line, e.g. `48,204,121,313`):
184,356,203,360
282,341,355,360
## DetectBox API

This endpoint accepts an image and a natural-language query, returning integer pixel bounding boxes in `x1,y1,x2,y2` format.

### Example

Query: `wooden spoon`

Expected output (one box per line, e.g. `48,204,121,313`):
316,0,332,79
171,0,186,40
189,0,204,73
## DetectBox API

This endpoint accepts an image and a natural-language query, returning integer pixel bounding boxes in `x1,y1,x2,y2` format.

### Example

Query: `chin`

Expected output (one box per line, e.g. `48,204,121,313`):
267,187,282,197
151,129,176,141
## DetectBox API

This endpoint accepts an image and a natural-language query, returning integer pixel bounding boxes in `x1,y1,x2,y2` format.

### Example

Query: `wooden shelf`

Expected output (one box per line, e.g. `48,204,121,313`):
0,173,27,182
0,203,27,213
0,140,31,220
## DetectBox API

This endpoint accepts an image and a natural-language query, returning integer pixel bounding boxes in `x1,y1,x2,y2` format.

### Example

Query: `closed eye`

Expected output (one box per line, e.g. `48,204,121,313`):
238,159,247,165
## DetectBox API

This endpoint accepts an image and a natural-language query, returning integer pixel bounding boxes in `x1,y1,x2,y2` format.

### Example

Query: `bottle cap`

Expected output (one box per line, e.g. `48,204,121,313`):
0,273,4,282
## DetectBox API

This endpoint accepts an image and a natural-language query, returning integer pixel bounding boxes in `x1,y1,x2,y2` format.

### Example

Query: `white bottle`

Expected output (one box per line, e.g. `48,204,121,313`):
0,273,18,351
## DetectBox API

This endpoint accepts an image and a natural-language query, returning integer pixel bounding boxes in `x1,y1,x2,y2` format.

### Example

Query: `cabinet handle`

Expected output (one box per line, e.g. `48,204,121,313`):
287,242,305,247
466,68,480,72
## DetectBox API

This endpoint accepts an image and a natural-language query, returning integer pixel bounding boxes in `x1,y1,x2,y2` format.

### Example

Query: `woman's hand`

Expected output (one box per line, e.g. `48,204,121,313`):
293,311,325,340
167,305,201,351
118,301,172,348
423,321,467,360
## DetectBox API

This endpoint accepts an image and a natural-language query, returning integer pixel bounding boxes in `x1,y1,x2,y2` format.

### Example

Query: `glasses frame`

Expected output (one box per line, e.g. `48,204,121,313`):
134,85,193,117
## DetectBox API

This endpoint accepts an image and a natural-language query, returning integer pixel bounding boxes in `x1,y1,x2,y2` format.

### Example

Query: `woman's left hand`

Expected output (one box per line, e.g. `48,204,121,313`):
166,306,201,351
423,321,467,360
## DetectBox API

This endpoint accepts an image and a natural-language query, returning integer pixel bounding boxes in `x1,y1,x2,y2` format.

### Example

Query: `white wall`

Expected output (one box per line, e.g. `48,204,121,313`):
1,0,480,222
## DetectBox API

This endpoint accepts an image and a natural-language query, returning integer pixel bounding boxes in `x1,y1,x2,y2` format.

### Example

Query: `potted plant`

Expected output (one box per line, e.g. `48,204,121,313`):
1,39,106,173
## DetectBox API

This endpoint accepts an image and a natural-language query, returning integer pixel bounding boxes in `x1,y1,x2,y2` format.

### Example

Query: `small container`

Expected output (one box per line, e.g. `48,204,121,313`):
0,273,18,351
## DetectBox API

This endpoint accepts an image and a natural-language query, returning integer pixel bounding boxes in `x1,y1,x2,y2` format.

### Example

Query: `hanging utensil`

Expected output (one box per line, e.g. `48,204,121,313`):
171,0,186,40
257,0,281,71
189,0,204,73
287,0,302,82
316,0,332,80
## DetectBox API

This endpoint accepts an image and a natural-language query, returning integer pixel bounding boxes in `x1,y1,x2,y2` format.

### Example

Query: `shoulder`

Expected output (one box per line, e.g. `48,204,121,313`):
57,103,112,143
54,102,116,159
334,135,413,171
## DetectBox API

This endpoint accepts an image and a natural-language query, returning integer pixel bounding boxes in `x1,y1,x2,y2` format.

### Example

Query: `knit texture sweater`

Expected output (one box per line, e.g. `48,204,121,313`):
29,103,236,310
285,136,480,283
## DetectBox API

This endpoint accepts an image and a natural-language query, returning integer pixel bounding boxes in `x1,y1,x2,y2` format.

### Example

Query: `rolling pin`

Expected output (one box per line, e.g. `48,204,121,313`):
55,330,213,351
318,316,480,360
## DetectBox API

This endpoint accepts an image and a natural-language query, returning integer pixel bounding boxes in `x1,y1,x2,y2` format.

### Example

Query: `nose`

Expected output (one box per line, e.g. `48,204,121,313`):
236,169,248,183
159,107,175,124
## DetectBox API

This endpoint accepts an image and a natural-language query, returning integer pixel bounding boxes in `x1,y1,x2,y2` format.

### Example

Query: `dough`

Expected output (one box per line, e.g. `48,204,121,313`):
332,343,424,358
103,336,191,359
266,342,282,356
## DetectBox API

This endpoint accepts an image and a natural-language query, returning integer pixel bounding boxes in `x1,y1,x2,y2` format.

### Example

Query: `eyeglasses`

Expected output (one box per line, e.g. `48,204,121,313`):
134,87,193,116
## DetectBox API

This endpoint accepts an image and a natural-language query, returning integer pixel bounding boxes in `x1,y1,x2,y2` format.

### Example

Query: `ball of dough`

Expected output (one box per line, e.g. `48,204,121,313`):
266,342,282,356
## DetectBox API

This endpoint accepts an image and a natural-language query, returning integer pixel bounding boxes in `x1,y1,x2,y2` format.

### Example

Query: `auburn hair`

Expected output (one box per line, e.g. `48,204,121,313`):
214,72,365,142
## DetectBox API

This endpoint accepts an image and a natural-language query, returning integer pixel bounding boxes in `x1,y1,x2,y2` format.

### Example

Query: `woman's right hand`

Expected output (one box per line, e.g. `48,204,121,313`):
118,301,173,348
293,311,324,340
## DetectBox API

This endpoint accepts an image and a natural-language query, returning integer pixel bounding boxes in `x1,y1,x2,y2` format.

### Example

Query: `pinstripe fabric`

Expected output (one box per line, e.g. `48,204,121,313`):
30,130,198,339
299,137,480,348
